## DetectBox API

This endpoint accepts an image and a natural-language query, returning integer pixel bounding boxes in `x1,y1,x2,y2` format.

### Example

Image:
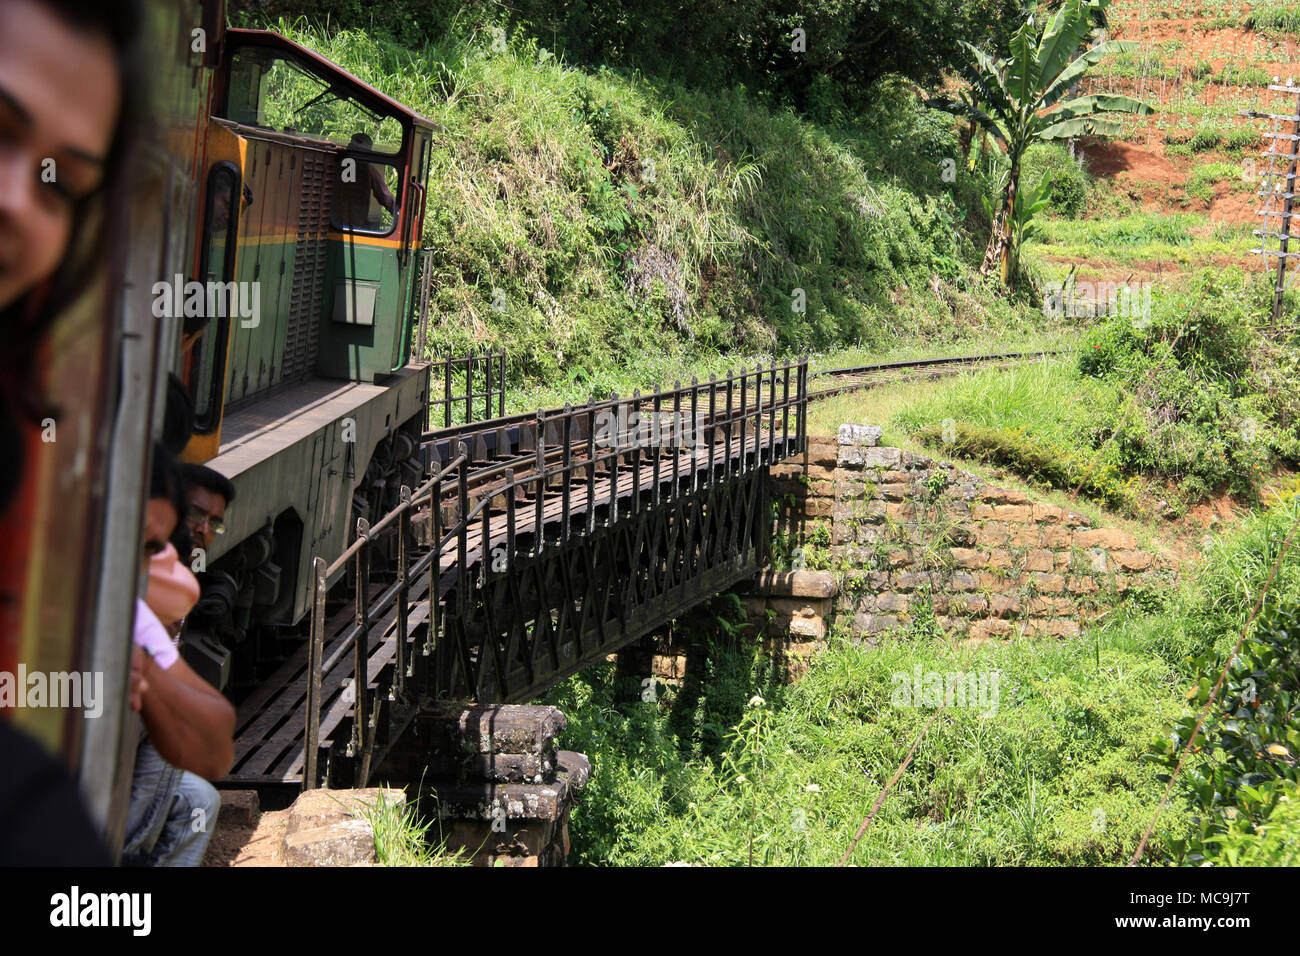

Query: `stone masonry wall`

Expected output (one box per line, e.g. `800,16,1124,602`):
770,425,1178,643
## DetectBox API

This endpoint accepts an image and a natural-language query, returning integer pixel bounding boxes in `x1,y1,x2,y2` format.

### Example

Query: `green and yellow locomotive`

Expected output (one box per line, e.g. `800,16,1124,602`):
173,22,436,696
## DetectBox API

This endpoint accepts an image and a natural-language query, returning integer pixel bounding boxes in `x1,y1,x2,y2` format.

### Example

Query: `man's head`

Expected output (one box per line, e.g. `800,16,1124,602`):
179,463,236,552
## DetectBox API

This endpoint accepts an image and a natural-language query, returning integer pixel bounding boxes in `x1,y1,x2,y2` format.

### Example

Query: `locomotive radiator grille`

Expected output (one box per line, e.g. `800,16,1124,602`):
283,151,333,384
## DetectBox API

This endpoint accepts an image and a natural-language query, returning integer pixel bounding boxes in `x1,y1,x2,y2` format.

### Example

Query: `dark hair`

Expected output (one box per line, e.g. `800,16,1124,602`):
0,404,20,515
149,442,192,557
0,1,145,514
179,463,237,506
149,443,184,513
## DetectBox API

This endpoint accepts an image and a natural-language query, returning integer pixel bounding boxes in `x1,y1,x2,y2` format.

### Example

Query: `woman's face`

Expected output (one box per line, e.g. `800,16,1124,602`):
0,1,121,312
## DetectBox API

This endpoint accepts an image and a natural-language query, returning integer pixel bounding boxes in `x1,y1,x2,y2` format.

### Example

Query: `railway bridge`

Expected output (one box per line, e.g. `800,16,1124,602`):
226,358,810,791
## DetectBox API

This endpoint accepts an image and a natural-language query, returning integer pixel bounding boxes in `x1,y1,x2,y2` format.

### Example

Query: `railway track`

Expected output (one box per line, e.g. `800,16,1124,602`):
420,348,1067,514
807,349,1067,402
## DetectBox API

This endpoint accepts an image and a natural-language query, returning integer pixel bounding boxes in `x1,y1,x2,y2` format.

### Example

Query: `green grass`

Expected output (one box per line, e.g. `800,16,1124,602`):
548,493,1300,866
1185,161,1247,202
1024,211,1254,274
806,373,958,445
804,362,1167,548
498,329,1077,455
1034,211,1202,247
1185,121,1264,155
1158,98,1264,126
813,268,1300,511
885,359,1146,511
365,789,469,866
1245,5,1300,36
1098,50,1181,84
548,622,1190,865
1211,65,1272,88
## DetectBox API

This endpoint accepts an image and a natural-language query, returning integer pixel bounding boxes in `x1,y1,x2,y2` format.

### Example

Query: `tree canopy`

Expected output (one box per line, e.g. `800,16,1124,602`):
233,0,1035,114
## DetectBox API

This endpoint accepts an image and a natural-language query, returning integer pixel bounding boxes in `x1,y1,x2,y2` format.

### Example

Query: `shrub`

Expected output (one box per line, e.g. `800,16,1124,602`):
1078,314,1142,378
1145,270,1255,383
1185,162,1239,203
1023,142,1090,218
1198,782,1300,866
1072,271,1292,500
1244,5,1300,36
550,599,1190,865
1224,125,1264,153
1146,500,1300,865
1188,124,1224,152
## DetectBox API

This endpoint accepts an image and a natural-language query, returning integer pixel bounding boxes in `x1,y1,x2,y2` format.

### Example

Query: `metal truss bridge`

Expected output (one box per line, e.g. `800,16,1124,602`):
226,358,808,789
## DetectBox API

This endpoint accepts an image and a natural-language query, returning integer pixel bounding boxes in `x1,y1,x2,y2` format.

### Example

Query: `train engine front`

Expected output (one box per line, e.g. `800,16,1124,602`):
175,28,436,698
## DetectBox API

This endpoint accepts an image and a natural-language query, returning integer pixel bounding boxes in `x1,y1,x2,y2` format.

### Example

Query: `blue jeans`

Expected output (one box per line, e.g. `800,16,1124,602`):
121,738,220,867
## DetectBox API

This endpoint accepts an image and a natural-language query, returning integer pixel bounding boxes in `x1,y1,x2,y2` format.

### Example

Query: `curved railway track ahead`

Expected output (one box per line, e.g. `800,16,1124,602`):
416,349,1071,516
807,349,1068,402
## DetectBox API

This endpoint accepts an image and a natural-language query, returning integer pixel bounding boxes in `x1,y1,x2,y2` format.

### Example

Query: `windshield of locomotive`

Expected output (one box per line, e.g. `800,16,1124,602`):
225,47,403,154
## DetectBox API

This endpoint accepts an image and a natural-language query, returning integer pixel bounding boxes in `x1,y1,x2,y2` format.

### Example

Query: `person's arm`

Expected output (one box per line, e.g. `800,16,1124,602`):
137,653,235,781
369,164,397,212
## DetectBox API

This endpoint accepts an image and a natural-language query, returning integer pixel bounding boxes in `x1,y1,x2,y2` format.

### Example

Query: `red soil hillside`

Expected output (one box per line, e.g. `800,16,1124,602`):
1076,2,1299,225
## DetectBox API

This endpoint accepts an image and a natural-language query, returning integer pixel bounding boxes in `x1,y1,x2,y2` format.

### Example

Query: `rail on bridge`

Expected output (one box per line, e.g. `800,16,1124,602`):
226,358,808,790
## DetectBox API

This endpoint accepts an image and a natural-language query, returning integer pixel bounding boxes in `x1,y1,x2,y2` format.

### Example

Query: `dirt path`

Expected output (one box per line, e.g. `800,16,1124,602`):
202,807,289,867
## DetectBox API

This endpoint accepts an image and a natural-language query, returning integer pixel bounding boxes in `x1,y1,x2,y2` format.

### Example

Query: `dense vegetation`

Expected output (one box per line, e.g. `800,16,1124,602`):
234,0,1033,113
1151,502,1300,864
1077,272,1300,497
886,270,1300,512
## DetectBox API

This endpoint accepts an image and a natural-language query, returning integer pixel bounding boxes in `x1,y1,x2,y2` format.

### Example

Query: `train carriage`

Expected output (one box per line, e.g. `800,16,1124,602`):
2,0,442,857
2,0,224,854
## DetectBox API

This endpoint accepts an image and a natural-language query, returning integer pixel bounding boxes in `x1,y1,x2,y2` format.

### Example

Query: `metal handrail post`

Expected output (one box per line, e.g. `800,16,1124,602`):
396,486,411,698
351,516,371,760
303,556,327,790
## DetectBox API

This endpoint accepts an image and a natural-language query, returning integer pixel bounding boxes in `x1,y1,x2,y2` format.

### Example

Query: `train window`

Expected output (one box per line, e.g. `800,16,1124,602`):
225,47,402,155
190,163,241,432
332,156,399,235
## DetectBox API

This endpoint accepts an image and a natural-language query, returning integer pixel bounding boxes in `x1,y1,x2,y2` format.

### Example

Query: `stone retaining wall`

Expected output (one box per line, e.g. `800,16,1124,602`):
771,425,1177,643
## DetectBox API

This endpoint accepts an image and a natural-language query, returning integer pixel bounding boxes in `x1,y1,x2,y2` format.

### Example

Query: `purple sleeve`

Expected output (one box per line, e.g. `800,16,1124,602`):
133,599,179,670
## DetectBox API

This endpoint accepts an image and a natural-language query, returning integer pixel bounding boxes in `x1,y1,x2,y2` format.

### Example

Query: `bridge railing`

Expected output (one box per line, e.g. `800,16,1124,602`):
303,450,468,789
412,253,508,424
425,350,508,429
302,357,807,787
452,357,809,558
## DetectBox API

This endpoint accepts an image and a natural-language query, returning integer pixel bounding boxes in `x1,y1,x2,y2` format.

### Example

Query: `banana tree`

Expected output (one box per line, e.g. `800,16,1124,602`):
929,0,1153,287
